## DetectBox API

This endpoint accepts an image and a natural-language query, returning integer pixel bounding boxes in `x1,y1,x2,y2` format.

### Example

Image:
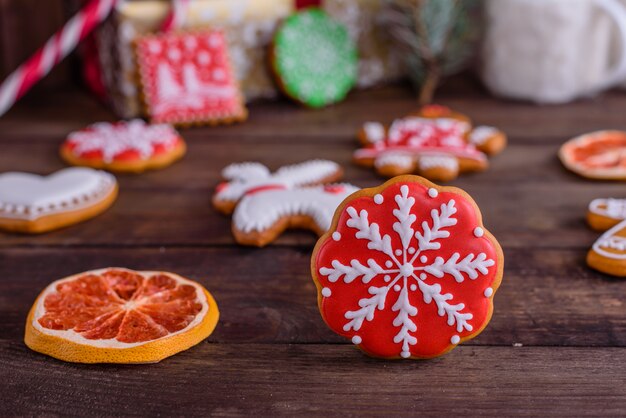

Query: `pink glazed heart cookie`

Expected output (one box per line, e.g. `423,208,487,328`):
354,105,506,181
0,167,117,234
135,30,247,126
61,120,186,173
213,160,359,247
312,175,504,359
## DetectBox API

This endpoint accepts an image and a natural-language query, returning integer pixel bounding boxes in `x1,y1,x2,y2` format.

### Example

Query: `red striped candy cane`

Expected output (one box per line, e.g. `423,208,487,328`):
160,0,191,32
0,0,119,117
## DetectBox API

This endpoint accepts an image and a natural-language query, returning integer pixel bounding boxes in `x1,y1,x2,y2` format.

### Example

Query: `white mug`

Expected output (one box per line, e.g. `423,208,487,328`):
481,0,626,104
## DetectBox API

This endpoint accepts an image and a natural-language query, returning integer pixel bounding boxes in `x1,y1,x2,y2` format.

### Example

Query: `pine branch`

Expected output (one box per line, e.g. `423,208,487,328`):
382,0,482,103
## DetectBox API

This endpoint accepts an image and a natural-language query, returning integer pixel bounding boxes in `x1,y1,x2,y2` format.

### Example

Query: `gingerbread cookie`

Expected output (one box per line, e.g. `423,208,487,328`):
270,8,357,108
25,268,219,363
312,175,504,359
587,198,626,231
354,105,506,181
559,130,626,180
135,30,247,126
213,160,359,247
587,220,626,277
61,120,186,173
0,167,117,234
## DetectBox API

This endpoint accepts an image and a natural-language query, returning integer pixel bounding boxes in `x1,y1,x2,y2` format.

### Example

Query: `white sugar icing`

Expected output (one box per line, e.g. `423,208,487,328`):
592,219,626,260
589,198,626,220
418,155,459,171
233,184,360,233
215,160,342,203
469,126,498,146
67,119,180,163
362,122,385,143
0,168,116,220
374,152,414,169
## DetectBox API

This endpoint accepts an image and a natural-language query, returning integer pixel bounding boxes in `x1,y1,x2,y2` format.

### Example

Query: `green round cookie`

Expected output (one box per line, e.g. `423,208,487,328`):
272,8,358,108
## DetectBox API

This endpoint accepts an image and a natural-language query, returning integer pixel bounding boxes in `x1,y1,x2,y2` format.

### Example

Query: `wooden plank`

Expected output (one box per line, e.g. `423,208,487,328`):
0,131,618,249
1,247,624,347
2,82,626,140
0,342,624,416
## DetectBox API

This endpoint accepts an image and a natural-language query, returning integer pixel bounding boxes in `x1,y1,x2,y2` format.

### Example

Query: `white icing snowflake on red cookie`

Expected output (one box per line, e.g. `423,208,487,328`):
354,105,506,181
312,176,503,359
63,120,182,162
135,31,247,125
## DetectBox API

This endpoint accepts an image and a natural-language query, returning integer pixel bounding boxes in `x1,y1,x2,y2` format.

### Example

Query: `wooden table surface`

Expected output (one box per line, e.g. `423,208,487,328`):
1,77,625,416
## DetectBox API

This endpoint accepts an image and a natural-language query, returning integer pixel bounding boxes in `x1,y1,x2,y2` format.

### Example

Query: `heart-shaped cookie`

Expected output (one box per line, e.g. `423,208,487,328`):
588,219,626,277
0,167,118,233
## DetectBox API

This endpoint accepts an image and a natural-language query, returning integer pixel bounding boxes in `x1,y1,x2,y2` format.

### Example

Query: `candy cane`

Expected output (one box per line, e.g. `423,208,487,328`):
0,0,119,117
160,0,191,32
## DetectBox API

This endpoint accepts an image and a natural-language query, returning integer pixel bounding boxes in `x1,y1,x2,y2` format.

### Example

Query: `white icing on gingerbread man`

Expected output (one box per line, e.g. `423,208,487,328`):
213,160,359,246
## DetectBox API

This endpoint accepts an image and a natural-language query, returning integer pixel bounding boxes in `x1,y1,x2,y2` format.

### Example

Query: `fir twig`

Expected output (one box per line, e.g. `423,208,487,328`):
382,0,481,104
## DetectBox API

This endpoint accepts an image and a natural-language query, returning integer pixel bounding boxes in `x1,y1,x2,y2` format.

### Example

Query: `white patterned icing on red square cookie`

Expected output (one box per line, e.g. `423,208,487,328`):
212,160,359,247
135,31,247,126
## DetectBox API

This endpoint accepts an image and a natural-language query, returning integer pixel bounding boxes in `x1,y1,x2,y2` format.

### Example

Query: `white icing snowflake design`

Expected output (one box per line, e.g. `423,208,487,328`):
316,182,499,358
67,120,180,163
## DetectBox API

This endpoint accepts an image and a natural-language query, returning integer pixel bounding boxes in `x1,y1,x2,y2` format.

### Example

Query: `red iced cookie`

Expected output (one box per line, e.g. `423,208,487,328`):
135,30,247,126
312,175,504,359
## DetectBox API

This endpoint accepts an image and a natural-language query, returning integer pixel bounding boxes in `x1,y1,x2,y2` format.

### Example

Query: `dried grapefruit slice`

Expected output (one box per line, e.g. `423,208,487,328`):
24,268,219,363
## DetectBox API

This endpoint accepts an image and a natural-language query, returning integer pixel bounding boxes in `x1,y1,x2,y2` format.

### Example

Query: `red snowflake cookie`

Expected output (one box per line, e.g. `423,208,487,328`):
312,176,503,359
135,30,247,126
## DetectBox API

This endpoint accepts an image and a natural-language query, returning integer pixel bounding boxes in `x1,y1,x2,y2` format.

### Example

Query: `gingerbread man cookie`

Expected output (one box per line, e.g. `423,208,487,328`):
354,105,506,182
213,160,359,247
559,130,626,180
0,167,117,234
135,30,247,126
61,120,186,173
312,175,504,359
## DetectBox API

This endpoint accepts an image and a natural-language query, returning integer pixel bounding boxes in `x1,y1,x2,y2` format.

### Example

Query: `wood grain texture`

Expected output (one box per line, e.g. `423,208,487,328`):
0,247,624,347
0,343,624,416
1,78,626,415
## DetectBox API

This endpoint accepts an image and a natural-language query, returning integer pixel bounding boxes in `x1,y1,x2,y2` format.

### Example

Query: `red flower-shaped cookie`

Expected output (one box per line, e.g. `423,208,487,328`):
312,176,503,359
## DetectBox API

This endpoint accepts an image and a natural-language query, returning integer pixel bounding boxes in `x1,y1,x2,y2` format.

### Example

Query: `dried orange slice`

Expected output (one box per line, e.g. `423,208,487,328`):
24,268,219,363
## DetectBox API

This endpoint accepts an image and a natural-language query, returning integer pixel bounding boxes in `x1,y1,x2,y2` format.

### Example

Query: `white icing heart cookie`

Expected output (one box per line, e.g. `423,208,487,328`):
213,160,359,247
588,219,626,277
587,198,626,231
354,105,506,182
61,120,186,173
0,167,118,234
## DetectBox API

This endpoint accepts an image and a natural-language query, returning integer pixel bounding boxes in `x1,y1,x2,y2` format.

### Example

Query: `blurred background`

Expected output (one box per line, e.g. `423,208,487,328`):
3,0,626,114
